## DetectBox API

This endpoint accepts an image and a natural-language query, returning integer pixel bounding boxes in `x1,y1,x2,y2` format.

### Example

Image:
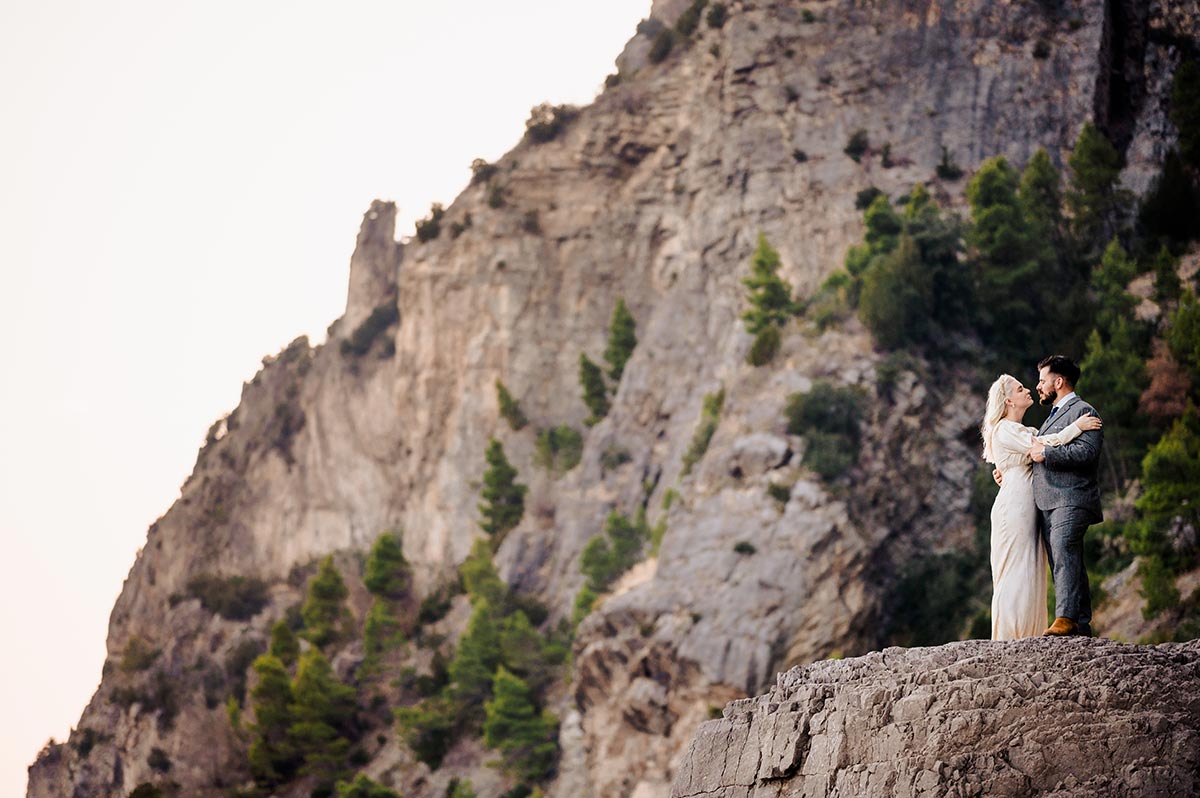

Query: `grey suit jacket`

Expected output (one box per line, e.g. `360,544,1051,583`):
1032,395,1104,520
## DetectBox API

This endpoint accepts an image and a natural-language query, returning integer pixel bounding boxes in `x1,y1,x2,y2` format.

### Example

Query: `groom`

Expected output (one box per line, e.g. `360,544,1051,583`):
1026,354,1104,637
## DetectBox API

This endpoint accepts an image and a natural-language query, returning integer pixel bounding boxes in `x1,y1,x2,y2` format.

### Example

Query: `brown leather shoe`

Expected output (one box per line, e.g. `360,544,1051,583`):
1043,617,1078,636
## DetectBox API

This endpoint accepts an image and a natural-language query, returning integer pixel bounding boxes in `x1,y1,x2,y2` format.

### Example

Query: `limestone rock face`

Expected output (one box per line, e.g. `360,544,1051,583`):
671,638,1200,798
26,1,1200,797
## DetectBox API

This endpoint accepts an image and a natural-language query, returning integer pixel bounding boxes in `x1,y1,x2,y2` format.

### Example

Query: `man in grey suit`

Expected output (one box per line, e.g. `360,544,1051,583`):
1026,354,1104,637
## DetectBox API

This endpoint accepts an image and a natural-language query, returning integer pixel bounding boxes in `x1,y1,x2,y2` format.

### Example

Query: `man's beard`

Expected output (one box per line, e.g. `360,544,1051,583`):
1039,392,1054,405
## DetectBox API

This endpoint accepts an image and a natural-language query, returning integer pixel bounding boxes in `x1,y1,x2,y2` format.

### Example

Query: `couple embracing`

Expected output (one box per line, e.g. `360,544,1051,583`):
981,355,1104,640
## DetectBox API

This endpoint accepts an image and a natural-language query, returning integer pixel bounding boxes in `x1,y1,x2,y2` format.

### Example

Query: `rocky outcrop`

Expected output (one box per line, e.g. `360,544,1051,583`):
671,637,1200,798
341,199,403,333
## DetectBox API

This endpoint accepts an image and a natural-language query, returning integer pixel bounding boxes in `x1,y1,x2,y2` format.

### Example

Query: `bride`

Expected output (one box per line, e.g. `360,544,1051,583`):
981,375,1102,640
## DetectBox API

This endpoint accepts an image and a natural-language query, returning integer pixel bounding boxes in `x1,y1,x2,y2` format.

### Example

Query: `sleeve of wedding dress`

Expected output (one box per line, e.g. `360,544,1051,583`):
993,421,1035,460
1037,421,1083,448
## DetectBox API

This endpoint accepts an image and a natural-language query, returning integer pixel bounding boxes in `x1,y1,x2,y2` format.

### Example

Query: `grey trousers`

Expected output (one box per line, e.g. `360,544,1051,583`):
1038,505,1094,626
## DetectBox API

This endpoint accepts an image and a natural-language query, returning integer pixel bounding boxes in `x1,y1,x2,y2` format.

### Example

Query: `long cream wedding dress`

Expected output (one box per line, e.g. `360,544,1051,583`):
988,419,1085,640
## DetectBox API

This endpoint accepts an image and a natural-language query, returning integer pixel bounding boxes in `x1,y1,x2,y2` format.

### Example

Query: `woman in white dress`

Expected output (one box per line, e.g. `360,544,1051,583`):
980,375,1103,640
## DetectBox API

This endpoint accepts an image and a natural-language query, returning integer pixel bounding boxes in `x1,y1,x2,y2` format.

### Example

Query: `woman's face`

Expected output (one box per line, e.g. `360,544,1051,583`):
1007,378,1034,416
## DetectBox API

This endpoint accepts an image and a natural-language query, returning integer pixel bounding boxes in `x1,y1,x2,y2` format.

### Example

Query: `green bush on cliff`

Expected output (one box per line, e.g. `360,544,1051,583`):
580,511,649,595
525,103,579,143
844,129,869,162
341,303,399,358
395,694,457,770
682,388,725,475
415,203,445,243
706,2,728,28
786,381,866,480
147,747,171,773
120,636,161,673
496,380,529,430
746,325,781,366
675,0,709,37
534,425,583,474
936,146,963,180
185,574,270,621
649,29,675,63
579,353,611,425
128,785,163,798
335,774,401,798
470,158,499,185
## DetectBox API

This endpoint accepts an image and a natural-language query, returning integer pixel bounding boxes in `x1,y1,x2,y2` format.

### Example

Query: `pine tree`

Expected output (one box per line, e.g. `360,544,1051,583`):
448,599,504,721
288,649,356,782
483,667,559,783
362,598,403,662
478,438,527,538
1090,239,1140,336
1018,148,1065,247
301,556,350,648
1168,291,1200,382
603,298,638,382
579,354,610,425
364,532,410,600
394,694,456,770
1078,319,1150,488
605,511,645,569
862,196,903,253
903,184,969,335
579,535,616,593
496,380,529,430
460,537,508,610
858,234,932,349
741,234,797,335
1133,406,1200,568
746,324,782,366
268,620,299,668
247,655,298,785
1149,246,1183,306
1066,122,1126,256
1130,405,1200,615
1018,149,1092,353
967,156,1041,358
499,610,555,696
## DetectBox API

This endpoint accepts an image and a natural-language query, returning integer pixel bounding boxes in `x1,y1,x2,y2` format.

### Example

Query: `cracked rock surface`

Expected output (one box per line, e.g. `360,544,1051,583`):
671,637,1200,798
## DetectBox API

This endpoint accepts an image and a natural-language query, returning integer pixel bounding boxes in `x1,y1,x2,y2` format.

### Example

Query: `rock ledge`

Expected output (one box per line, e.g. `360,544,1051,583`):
670,638,1200,798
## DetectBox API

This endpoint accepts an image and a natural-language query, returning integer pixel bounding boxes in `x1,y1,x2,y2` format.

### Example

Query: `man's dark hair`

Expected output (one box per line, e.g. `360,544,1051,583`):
1038,354,1081,387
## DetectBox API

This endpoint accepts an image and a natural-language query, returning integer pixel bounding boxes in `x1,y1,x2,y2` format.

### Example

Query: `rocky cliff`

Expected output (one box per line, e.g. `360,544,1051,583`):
28,1,1200,797
670,637,1200,797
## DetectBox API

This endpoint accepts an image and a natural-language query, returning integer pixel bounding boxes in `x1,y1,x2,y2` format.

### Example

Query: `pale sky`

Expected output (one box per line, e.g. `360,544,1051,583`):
0,1,651,793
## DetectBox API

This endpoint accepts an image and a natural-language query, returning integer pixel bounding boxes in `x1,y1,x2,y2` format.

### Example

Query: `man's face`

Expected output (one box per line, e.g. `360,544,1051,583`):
1036,366,1061,405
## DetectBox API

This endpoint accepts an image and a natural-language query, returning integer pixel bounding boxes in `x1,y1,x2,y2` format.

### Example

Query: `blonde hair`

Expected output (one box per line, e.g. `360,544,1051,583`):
981,374,1015,463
